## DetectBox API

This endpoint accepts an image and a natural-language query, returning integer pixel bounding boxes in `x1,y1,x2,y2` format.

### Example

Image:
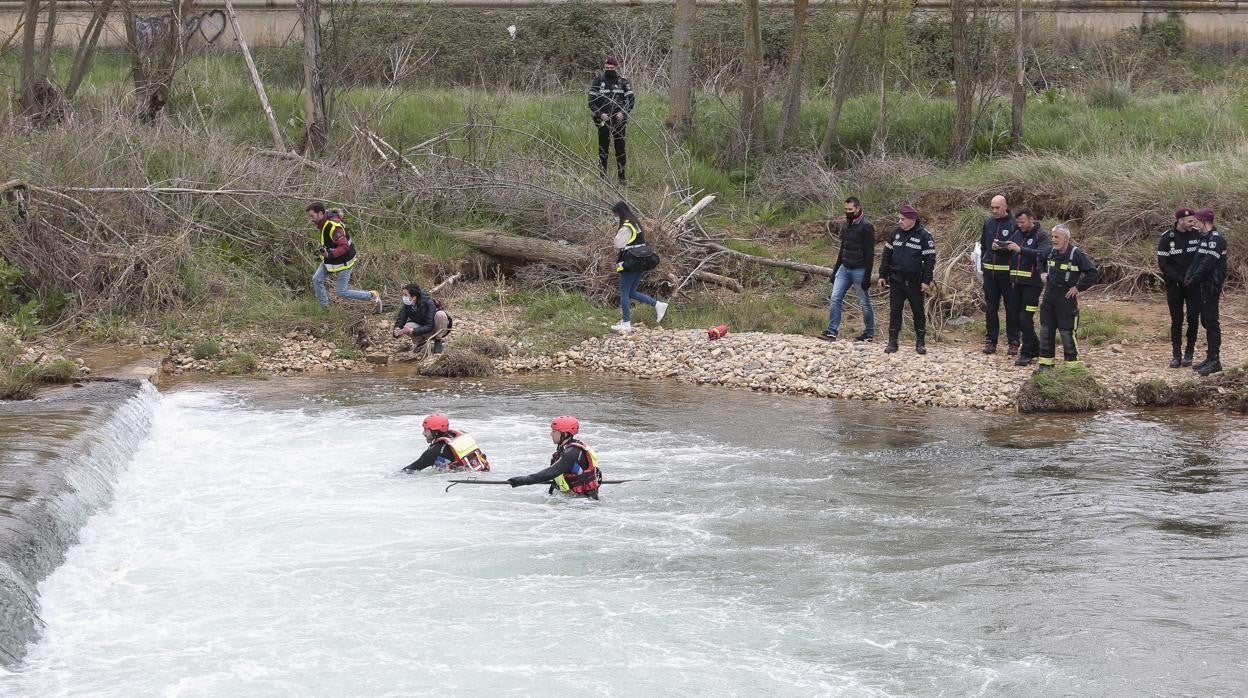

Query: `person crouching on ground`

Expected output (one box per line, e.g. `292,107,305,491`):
393,282,452,354
611,201,669,333
507,415,602,500
306,202,382,313
402,412,490,473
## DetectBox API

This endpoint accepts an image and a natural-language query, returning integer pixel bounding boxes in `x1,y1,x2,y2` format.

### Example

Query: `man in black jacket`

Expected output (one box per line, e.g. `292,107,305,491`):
1004,208,1051,366
979,195,1020,354
1186,208,1229,376
1158,207,1203,367
588,55,635,183
393,282,452,354
821,196,876,341
1035,224,1098,373
878,205,936,355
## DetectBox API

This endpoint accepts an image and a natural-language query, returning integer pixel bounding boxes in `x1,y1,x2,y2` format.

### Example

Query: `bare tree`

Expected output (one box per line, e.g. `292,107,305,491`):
736,0,765,159
816,0,869,162
776,0,810,150
1010,0,1025,147
665,0,696,143
19,0,113,122
65,0,115,100
121,0,197,124
870,0,892,156
300,0,329,155
950,0,974,162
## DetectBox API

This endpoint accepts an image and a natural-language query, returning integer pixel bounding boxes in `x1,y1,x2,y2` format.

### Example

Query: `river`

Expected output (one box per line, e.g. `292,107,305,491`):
0,373,1245,696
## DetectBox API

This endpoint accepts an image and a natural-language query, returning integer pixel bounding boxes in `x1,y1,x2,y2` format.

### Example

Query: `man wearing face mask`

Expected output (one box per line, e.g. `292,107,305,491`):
393,282,452,355
588,55,634,183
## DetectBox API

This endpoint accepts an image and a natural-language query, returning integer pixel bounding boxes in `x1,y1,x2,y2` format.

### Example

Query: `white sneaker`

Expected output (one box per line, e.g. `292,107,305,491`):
655,301,669,324
610,321,632,332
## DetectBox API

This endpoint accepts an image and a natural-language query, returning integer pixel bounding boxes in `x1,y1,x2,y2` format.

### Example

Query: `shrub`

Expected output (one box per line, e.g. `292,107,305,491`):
453,334,509,359
29,358,78,383
1085,81,1134,110
1017,363,1105,413
1133,378,1174,406
421,348,494,377
0,374,36,400
217,352,258,375
192,338,223,360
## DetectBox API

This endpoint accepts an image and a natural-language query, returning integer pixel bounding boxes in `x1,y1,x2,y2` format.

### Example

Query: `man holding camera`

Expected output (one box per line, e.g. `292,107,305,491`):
307,202,382,313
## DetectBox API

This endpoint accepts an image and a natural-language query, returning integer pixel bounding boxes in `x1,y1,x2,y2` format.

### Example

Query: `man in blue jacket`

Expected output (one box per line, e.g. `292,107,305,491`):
393,283,452,354
979,195,1020,355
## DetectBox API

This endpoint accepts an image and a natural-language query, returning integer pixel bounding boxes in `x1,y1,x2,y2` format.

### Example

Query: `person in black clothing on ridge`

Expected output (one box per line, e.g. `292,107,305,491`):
508,416,602,500
393,282,452,354
1157,207,1203,368
1186,207,1229,376
979,194,1021,355
1003,207,1051,367
589,55,634,183
878,205,936,355
821,196,876,342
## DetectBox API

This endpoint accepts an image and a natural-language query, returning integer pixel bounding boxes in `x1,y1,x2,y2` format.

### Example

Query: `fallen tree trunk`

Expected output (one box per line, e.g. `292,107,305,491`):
443,228,591,266
697,241,834,279
693,270,743,292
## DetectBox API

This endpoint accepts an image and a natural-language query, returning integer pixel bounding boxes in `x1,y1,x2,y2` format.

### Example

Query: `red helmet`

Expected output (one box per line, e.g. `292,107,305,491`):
550,415,580,435
422,413,450,432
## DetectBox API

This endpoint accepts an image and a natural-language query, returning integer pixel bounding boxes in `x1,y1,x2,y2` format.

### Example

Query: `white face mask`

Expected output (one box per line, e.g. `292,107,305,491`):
402,296,413,306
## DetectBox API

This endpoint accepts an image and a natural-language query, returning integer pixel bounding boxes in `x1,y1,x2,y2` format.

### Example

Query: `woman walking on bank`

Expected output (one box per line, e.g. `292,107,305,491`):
611,201,669,332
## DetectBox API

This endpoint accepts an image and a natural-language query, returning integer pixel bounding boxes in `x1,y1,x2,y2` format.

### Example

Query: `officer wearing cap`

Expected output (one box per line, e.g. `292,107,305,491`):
1158,206,1202,367
1186,208,1228,376
588,55,635,183
878,205,937,355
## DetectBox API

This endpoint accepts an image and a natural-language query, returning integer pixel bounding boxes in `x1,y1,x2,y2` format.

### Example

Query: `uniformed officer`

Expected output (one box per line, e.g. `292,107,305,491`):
1157,207,1203,367
979,194,1020,355
588,55,635,183
1004,207,1051,366
878,205,936,355
1186,208,1228,376
1035,224,1099,373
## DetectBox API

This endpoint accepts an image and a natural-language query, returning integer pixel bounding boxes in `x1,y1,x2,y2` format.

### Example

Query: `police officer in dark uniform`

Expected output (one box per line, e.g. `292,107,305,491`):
878,205,936,355
1035,224,1098,373
1186,208,1229,376
1004,207,1051,367
588,55,635,183
1157,207,1203,367
980,194,1020,355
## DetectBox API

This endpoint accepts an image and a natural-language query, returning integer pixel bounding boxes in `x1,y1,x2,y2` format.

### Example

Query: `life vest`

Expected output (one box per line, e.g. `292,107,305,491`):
615,221,645,273
318,218,357,272
432,430,490,472
550,440,600,495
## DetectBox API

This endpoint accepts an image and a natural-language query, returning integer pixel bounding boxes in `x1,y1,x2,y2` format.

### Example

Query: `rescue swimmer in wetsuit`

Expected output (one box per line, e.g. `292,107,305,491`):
402,413,491,473
506,415,602,500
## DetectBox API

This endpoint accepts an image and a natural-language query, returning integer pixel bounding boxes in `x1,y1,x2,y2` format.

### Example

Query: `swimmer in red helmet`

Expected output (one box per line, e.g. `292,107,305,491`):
402,413,490,473
507,415,602,499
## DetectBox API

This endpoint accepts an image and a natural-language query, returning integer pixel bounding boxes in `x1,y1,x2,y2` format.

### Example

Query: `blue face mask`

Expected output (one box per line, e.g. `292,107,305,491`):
402,296,413,306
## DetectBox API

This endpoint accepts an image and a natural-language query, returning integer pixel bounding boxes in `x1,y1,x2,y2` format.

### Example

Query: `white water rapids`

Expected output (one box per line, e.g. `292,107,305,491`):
1,374,1245,696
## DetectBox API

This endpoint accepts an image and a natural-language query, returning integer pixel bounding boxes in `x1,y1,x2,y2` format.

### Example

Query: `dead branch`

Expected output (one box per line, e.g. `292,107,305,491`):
696,240,834,279
673,194,717,230
254,148,343,177
429,272,463,294
224,0,286,152
443,228,591,267
693,270,742,292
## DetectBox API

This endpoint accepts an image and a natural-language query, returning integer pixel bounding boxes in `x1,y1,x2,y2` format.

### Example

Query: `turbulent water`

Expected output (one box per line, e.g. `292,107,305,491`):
0,373,1246,696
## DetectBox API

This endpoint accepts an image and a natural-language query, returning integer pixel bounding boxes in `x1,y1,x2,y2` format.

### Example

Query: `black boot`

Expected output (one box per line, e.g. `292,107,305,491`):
1015,354,1033,366
915,335,926,355
1169,351,1182,369
1198,356,1223,376
1193,355,1211,371
1182,345,1195,367
884,337,899,354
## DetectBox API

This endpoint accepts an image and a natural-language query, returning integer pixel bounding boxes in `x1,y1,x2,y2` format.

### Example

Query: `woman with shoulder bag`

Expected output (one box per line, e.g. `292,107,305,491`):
611,201,670,332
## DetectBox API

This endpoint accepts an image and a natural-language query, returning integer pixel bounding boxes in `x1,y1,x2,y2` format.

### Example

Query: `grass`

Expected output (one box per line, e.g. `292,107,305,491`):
453,334,509,359
1077,308,1134,346
668,293,827,336
1134,378,1174,406
217,352,259,375
495,289,616,355
421,348,494,377
1018,363,1106,413
191,338,223,360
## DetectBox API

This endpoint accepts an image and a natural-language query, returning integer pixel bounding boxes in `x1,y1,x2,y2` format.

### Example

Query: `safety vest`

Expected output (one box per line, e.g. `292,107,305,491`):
551,440,600,495
432,430,491,472
1047,246,1084,287
318,218,357,272
615,221,645,273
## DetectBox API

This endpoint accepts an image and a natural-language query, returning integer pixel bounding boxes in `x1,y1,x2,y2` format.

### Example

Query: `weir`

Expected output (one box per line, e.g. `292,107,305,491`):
0,380,158,667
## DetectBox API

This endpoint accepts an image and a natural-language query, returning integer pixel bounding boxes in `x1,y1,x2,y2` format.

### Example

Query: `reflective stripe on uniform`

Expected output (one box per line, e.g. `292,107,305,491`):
1025,305,1038,312
983,263,1010,271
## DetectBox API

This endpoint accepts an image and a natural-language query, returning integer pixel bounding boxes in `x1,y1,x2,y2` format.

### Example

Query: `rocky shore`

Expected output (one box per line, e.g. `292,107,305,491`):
499,326,1243,412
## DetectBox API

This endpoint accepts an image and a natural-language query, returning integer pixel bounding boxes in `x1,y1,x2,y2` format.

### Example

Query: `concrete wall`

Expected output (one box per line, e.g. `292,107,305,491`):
4,2,1248,49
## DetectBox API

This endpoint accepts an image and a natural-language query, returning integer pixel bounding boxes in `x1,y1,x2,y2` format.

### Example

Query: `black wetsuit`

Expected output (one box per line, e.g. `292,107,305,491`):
508,443,599,500
403,440,454,472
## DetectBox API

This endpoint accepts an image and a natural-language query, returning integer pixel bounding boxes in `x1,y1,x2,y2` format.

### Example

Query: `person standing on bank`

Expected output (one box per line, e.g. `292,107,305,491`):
1035,224,1098,373
1158,207,1203,368
1004,208,1051,367
980,195,1020,355
307,202,383,313
821,197,876,342
878,205,936,355
611,201,669,333
588,55,634,184
1186,208,1228,376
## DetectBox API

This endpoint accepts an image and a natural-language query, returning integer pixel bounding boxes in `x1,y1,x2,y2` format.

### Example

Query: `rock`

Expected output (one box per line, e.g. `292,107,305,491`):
320,349,333,359
1110,344,1124,353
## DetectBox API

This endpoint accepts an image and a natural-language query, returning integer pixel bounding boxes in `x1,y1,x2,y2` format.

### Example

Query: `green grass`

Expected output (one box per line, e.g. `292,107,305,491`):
497,289,616,355
1077,308,1134,346
217,352,259,375
191,338,223,360
1018,362,1106,413
668,293,826,336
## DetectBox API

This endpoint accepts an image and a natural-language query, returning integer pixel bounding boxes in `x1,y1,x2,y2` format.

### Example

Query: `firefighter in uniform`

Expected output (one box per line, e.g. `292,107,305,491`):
588,55,635,183
507,416,602,500
980,194,1021,355
1004,207,1051,366
877,205,936,355
1035,224,1099,373
306,202,382,312
403,413,491,472
1157,207,1203,368
1186,208,1228,376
